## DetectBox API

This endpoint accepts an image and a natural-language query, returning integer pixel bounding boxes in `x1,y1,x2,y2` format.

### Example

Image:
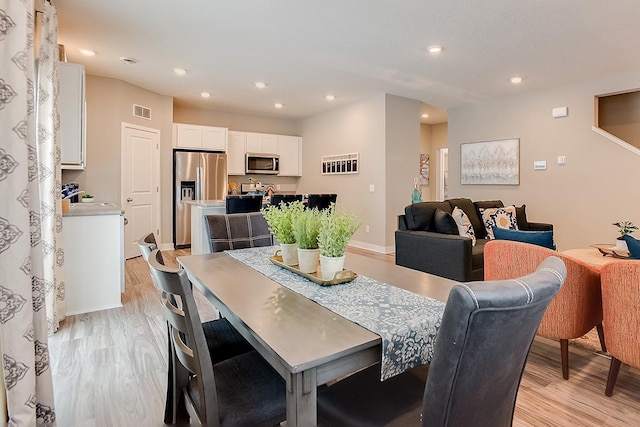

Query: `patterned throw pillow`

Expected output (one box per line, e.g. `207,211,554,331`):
452,206,476,246
481,206,518,239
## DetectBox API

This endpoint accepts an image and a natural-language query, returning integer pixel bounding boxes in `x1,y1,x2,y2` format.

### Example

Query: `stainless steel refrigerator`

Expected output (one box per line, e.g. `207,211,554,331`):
174,151,227,248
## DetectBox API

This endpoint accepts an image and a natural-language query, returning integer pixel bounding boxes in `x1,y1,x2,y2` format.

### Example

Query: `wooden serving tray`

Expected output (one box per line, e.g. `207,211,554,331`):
269,254,358,286
591,244,630,259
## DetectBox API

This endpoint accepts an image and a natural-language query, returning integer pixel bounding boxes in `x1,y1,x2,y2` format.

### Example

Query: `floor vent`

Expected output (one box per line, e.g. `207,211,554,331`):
133,104,151,120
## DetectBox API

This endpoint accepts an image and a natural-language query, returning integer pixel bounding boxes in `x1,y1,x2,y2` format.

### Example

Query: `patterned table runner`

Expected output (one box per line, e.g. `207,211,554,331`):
225,246,445,380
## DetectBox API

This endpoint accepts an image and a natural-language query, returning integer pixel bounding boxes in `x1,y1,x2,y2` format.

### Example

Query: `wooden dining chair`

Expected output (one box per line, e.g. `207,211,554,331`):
306,193,337,211
317,256,566,426
225,195,263,214
484,239,605,379
205,212,273,252
147,249,286,425
601,260,640,396
138,240,253,424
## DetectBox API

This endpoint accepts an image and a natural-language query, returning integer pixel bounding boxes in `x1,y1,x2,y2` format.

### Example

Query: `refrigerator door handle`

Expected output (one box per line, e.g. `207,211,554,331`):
195,166,202,200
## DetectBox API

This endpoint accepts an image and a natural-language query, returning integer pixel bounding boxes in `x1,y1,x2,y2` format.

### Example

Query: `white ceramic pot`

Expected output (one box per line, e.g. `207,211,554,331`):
616,239,628,251
82,197,94,203
320,254,346,281
279,243,299,266
297,248,320,273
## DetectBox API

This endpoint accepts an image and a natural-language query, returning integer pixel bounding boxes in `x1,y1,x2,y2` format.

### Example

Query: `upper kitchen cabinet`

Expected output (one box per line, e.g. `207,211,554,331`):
173,123,228,151
227,131,246,175
277,135,302,176
58,62,86,169
245,132,278,154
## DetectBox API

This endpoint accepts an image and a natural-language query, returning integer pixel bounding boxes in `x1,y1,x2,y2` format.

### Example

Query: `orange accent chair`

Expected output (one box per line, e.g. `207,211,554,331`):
601,260,640,396
484,240,605,379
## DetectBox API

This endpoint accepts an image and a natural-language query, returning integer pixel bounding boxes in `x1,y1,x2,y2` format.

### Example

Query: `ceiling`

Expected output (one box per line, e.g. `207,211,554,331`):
54,1,640,125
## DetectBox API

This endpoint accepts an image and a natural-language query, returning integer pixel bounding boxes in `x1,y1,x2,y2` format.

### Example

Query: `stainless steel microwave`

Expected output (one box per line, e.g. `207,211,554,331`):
246,153,280,175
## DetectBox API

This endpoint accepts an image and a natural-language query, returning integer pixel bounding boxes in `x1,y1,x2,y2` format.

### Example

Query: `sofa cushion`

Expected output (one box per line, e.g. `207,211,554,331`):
404,201,452,231
433,209,459,235
493,227,556,250
515,204,529,229
473,200,504,210
452,206,476,246
446,198,485,239
480,206,519,239
623,234,640,259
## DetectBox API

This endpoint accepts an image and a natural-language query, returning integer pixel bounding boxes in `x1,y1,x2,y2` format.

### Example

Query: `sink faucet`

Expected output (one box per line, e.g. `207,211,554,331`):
63,190,85,200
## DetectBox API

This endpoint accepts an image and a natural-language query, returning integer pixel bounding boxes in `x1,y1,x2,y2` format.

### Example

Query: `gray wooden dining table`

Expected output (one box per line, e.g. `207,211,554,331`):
178,249,457,426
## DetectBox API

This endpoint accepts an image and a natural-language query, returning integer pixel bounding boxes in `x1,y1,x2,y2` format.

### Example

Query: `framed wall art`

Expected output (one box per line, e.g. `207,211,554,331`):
321,152,359,175
460,138,520,185
419,153,430,185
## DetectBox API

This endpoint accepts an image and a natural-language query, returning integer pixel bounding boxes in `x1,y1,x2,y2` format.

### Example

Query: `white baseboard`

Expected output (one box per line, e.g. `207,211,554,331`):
348,240,395,254
158,242,175,251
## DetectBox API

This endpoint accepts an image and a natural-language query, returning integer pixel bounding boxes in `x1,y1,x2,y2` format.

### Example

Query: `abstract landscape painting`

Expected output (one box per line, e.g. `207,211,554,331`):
460,138,520,185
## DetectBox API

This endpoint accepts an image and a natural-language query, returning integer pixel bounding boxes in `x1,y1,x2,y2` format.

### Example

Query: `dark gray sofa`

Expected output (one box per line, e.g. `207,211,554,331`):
395,198,552,282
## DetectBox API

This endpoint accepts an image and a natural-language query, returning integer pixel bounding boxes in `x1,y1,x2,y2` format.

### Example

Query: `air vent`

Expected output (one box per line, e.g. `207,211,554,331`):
133,104,151,120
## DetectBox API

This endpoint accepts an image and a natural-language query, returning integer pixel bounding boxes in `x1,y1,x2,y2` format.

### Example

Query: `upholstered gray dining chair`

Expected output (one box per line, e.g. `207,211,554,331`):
225,194,263,214
317,256,567,427
306,193,337,211
205,212,273,252
138,236,253,424
147,249,286,425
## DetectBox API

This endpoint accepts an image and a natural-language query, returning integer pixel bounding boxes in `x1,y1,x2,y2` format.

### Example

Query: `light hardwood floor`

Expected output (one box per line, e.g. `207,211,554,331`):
49,248,640,426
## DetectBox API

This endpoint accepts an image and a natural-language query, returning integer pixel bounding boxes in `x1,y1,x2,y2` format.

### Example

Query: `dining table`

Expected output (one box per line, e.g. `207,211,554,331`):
178,247,457,426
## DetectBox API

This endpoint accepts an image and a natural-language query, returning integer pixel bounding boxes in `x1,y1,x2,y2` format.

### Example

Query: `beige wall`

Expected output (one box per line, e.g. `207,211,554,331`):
419,122,448,201
298,94,388,251
62,74,174,244
447,70,640,250
384,94,421,249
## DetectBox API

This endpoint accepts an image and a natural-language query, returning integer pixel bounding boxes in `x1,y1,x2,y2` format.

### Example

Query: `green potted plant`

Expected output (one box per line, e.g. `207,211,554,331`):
613,220,638,251
81,193,95,203
261,201,304,265
318,204,360,280
292,207,322,273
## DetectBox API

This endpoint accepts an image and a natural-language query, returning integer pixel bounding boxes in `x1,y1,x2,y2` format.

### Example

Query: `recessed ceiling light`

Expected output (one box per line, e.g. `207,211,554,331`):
510,76,523,84
119,57,138,66
173,68,187,76
274,103,283,109
79,48,96,56
254,82,267,89
427,45,443,54
325,94,335,101
201,92,211,98
421,113,430,119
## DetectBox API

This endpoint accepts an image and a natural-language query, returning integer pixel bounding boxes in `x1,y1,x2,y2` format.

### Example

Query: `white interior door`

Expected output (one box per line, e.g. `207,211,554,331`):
122,123,160,259
437,148,449,201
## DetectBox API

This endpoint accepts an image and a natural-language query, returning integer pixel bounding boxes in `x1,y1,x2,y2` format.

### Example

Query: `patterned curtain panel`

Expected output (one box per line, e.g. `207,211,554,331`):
0,0,57,424
36,0,65,334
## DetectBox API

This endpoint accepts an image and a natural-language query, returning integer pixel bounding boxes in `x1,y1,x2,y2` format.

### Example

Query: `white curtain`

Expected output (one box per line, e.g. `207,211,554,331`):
0,0,58,424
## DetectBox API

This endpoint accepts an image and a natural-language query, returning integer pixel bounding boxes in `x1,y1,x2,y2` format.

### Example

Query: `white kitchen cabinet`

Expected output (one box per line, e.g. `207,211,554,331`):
63,206,124,315
245,132,278,154
277,135,302,176
58,61,86,169
227,131,246,175
174,123,228,151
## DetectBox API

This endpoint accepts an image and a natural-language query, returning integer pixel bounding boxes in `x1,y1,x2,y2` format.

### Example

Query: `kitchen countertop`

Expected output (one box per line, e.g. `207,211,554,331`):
63,201,124,217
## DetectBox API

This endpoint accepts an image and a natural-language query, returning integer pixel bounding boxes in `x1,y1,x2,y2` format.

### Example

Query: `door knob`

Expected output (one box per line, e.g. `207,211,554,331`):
127,197,133,202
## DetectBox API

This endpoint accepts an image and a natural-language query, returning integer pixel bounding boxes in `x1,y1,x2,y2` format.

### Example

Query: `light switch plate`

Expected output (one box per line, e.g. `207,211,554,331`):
534,160,547,170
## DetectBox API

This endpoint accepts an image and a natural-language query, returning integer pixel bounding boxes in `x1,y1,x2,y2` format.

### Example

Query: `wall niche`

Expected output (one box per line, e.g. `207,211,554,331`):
593,89,640,155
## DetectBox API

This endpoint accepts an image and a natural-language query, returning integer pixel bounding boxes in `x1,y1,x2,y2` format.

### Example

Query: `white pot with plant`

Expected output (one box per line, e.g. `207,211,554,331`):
261,201,304,265
613,220,638,251
292,208,322,273
318,204,360,280
82,193,95,203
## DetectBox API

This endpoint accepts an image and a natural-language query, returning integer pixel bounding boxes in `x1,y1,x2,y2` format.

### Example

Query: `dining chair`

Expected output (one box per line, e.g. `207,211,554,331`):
147,248,286,425
317,256,566,426
205,212,273,252
306,193,337,211
601,260,640,396
225,195,263,214
138,235,252,423
484,239,605,379
270,193,302,206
